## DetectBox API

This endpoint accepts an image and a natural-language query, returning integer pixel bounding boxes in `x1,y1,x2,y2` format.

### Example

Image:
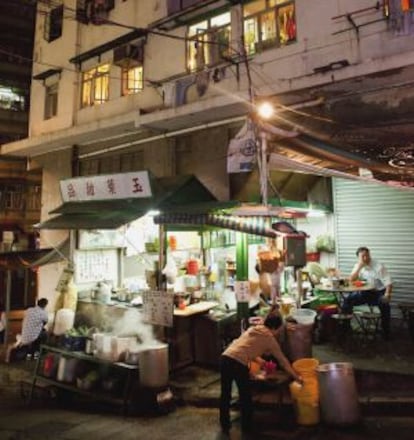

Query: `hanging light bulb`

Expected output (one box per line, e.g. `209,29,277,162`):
257,102,274,119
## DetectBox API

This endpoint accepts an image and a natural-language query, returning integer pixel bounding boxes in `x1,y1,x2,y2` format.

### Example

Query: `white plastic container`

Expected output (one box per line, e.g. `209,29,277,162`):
53,309,75,335
57,356,78,382
291,309,317,325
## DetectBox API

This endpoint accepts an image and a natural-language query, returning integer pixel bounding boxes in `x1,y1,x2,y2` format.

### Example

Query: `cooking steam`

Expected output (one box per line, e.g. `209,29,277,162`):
110,308,160,347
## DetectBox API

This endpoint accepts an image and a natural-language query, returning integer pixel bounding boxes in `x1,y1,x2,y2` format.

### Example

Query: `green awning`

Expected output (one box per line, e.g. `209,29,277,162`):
36,175,217,230
154,213,277,237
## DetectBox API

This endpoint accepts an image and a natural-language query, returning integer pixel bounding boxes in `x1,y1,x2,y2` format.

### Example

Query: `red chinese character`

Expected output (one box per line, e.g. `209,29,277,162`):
86,182,95,196
107,178,116,194
67,183,76,199
132,177,143,193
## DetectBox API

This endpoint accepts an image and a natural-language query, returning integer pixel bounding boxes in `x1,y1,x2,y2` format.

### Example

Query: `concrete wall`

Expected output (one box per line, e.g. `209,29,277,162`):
18,0,414,308
27,0,414,139
30,149,73,309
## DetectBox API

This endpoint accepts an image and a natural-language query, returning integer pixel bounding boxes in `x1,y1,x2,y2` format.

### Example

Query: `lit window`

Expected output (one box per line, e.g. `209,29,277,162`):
122,66,144,95
243,0,296,54
81,64,110,107
187,12,231,71
44,83,59,119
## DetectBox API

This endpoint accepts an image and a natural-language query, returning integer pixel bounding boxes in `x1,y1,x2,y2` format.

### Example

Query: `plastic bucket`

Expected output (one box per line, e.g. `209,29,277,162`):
290,358,320,425
291,309,317,325
289,381,320,425
285,323,314,361
317,362,360,426
293,358,319,376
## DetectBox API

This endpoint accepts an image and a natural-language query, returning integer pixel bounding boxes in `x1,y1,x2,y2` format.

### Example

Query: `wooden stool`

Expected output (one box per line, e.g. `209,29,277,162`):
331,314,353,351
354,310,381,344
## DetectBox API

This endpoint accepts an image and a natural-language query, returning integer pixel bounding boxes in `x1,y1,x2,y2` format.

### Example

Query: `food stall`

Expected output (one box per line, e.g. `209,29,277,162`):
35,171,330,391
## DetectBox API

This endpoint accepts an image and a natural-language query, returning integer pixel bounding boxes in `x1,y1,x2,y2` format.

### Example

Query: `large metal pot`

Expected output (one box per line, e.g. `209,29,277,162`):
139,343,169,388
317,362,360,426
125,349,141,365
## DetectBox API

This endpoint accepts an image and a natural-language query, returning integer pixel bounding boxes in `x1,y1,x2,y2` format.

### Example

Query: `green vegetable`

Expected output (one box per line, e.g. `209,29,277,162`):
65,326,91,337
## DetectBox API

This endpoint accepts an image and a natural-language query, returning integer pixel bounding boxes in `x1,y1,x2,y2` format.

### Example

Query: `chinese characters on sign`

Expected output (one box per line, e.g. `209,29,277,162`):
142,291,174,327
60,171,152,202
74,249,118,284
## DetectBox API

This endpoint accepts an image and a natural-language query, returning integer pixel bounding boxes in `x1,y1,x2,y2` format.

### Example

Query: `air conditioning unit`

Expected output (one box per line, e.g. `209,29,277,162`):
113,43,144,68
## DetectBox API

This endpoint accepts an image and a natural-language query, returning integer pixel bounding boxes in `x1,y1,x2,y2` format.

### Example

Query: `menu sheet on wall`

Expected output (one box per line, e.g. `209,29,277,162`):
235,281,250,303
74,249,119,285
142,290,174,327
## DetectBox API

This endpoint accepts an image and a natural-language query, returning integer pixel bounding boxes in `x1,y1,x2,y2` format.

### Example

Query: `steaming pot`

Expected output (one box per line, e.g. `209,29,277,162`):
139,343,169,388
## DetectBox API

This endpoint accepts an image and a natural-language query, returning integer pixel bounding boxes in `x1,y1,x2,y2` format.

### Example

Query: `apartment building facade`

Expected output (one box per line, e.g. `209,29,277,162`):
1,0,414,297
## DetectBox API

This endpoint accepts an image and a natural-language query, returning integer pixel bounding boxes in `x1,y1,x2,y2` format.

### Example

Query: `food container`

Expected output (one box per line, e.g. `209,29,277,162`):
111,336,137,362
53,309,75,336
125,349,141,365
139,343,169,388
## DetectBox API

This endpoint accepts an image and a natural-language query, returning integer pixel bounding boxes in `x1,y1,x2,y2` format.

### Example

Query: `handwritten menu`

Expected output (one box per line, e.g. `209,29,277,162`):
235,281,250,303
142,290,174,327
74,249,119,284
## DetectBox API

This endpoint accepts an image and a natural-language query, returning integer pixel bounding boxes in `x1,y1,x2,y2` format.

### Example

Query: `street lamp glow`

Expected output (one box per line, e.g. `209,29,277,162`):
257,102,274,119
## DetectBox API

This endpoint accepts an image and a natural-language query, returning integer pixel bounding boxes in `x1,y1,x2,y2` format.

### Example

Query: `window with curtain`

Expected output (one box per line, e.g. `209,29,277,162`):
243,0,296,55
187,11,231,71
81,64,110,107
122,66,144,95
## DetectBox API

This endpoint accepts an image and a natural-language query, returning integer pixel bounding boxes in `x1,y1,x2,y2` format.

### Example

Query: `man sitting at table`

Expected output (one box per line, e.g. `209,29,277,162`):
342,247,392,340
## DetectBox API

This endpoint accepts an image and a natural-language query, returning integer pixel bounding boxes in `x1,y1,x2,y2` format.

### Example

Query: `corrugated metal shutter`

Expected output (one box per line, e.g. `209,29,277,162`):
333,178,414,312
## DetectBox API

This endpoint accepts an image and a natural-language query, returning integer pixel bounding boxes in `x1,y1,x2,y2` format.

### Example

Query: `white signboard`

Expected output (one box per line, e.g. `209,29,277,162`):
60,171,152,202
142,290,174,327
74,249,119,285
235,281,250,303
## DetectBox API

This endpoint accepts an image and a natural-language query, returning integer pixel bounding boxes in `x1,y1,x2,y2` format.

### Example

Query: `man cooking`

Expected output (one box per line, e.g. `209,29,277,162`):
342,247,392,340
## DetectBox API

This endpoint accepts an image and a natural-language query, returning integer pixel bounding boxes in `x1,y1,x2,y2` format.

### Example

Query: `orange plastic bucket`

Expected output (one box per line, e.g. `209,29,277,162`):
290,358,320,425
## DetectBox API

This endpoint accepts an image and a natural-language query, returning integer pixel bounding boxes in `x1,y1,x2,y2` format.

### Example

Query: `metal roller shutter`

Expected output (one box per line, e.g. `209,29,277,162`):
333,178,414,313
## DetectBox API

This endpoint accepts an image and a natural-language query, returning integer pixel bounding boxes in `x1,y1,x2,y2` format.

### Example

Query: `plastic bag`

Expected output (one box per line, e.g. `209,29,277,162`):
162,259,178,284
227,119,257,173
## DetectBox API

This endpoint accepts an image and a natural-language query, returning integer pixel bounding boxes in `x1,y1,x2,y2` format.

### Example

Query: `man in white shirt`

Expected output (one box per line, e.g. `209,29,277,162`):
342,247,392,339
6,298,49,361
20,298,49,350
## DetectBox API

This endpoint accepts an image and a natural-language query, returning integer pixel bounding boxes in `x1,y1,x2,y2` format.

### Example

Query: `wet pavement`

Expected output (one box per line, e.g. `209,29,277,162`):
0,380,413,440
0,322,412,439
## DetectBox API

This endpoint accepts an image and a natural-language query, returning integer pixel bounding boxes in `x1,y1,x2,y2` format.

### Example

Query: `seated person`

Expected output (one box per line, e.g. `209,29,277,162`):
342,247,392,340
6,298,49,362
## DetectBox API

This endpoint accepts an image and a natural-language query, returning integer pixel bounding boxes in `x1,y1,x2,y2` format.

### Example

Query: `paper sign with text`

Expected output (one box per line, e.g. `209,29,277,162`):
142,290,174,327
235,281,250,303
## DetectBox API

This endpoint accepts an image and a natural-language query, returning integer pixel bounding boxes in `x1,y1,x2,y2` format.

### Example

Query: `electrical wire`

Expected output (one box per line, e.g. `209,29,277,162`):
7,0,398,176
